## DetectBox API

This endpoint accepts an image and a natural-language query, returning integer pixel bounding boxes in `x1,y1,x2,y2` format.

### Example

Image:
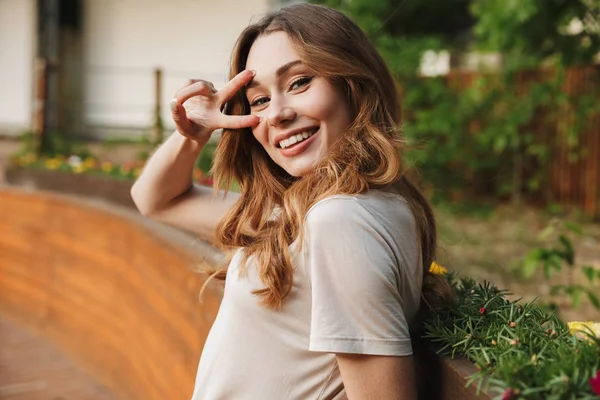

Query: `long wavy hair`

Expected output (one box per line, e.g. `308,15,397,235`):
205,3,451,313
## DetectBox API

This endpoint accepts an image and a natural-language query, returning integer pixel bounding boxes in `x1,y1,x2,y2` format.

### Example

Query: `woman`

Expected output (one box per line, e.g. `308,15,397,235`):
131,3,447,399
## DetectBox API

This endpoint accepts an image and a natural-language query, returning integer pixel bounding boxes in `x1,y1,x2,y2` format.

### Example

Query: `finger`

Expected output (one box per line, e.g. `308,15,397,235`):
174,80,217,104
169,98,194,133
216,69,255,105
217,113,261,130
177,79,201,91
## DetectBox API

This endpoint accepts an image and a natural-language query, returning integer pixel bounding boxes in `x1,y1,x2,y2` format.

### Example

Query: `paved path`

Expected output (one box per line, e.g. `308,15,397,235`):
0,316,116,400
0,139,119,399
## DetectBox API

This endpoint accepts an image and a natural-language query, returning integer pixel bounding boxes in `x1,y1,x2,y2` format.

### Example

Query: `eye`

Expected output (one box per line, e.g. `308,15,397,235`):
250,97,269,107
289,76,313,91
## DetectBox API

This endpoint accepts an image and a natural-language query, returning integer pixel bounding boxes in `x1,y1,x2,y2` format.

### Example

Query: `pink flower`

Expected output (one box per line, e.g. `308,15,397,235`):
501,388,513,400
198,176,214,186
590,370,600,395
479,307,486,316
501,388,519,400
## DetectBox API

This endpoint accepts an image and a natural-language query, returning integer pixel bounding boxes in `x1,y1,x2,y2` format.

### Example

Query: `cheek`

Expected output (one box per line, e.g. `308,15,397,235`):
310,88,347,124
251,126,267,147
328,93,352,131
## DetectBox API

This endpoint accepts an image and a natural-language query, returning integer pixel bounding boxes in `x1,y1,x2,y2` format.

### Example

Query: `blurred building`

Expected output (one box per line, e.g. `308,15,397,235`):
0,0,295,140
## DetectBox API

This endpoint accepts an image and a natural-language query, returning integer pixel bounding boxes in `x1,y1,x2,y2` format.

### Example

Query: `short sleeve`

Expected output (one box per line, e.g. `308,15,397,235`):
303,196,413,356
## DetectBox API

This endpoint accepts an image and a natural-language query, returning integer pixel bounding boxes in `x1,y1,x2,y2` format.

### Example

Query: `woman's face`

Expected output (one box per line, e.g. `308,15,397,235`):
245,31,352,177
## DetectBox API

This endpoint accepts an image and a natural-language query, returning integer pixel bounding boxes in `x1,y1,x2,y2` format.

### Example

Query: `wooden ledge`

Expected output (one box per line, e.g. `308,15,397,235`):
0,186,222,400
1,174,492,399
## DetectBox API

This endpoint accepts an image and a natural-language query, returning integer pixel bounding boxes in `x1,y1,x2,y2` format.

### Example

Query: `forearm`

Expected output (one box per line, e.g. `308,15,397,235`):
336,354,416,400
130,130,206,215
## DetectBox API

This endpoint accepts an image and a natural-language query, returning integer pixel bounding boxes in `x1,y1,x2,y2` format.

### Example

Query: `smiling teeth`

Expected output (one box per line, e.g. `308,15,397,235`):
279,131,314,149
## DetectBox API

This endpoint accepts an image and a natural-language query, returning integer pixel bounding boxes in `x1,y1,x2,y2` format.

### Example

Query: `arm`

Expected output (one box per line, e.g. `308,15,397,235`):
304,197,420,399
130,71,259,239
336,353,416,400
130,131,239,239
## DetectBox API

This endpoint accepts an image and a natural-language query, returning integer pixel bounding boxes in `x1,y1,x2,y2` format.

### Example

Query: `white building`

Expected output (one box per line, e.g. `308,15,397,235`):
0,0,296,139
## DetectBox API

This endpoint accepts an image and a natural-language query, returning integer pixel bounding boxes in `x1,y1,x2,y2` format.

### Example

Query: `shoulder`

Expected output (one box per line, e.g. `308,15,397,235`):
305,194,361,225
305,190,412,230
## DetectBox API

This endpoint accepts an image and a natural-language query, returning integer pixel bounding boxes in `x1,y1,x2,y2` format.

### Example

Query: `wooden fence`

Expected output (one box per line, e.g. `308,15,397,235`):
550,67,599,218
446,65,600,219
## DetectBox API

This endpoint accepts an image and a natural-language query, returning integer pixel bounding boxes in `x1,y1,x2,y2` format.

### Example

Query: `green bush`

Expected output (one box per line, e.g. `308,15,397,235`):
425,275,600,399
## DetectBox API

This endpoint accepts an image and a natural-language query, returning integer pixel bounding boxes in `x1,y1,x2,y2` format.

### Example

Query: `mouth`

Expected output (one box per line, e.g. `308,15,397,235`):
277,127,319,149
277,127,319,158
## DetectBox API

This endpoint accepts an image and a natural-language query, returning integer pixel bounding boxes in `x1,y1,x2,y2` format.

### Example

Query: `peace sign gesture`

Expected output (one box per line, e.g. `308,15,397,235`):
170,69,260,143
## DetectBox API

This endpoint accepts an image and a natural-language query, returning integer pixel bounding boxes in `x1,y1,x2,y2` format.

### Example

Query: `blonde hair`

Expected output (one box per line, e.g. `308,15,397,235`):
206,3,450,312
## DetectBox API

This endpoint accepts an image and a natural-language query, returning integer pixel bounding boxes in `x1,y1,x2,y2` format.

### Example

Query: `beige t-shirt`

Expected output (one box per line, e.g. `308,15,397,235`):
191,190,423,400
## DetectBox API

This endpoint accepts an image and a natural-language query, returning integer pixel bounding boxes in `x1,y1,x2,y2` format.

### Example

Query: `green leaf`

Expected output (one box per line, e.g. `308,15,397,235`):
558,235,574,266
582,266,596,283
538,225,555,240
563,221,582,235
586,291,600,310
543,254,563,278
522,250,543,277
568,288,582,309
542,263,552,279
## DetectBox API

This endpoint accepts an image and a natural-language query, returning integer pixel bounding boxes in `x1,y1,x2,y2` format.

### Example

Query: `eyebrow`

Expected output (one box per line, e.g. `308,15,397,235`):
246,60,303,90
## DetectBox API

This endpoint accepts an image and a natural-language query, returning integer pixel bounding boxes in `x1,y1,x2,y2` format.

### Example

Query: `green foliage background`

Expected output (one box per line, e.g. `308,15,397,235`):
311,0,600,204
308,1,600,395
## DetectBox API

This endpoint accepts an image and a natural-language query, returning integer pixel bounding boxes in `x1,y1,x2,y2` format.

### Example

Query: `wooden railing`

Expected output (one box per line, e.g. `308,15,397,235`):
0,182,491,399
0,187,222,400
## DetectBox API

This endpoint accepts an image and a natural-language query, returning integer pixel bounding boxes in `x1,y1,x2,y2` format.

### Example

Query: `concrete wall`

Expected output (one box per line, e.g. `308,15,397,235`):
0,0,36,136
0,0,276,139
82,0,273,138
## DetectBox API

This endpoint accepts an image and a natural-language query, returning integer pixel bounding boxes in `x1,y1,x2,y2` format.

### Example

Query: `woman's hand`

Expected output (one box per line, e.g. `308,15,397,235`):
169,69,260,144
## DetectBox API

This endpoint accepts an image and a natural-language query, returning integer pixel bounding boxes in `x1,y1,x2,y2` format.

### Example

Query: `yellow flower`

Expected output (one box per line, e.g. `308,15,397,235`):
568,321,600,340
83,157,96,169
101,161,114,173
44,158,62,170
18,153,38,166
429,261,448,275
72,164,86,174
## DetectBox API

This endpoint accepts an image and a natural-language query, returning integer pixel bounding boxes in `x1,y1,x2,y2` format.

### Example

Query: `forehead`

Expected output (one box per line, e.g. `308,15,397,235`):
246,31,300,73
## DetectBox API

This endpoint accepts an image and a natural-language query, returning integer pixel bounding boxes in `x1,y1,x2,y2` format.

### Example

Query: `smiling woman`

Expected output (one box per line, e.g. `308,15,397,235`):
130,3,452,400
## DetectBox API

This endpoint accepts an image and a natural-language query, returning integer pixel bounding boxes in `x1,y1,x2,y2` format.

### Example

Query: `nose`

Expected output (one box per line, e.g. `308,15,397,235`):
267,100,296,127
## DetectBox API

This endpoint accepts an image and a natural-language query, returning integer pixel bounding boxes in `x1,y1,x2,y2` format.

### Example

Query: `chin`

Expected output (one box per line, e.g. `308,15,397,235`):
283,167,306,178
282,162,314,178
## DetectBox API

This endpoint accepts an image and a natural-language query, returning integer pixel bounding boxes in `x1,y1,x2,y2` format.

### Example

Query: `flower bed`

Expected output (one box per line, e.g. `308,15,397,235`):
424,271,600,399
6,154,213,208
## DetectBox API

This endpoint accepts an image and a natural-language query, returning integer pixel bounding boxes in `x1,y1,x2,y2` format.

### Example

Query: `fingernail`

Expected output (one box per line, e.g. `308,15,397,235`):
170,98,178,112
257,116,263,122
249,69,256,76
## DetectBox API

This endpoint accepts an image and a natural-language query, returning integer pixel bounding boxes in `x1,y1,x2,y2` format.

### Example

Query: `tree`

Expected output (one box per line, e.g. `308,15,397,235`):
311,0,474,74
312,0,600,71
471,0,600,68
